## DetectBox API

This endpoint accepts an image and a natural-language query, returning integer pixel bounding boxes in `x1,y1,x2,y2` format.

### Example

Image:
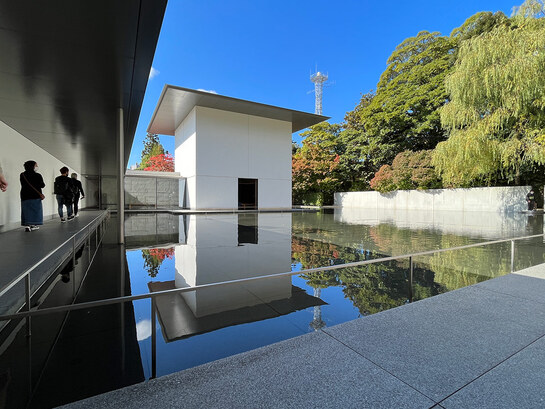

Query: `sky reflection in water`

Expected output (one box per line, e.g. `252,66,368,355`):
125,209,544,378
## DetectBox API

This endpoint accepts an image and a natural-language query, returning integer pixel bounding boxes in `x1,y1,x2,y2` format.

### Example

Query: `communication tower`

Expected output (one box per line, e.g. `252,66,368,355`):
310,71,328,115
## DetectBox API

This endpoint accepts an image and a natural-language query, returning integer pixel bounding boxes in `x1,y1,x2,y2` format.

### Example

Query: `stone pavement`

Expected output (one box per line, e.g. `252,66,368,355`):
64,264,545,409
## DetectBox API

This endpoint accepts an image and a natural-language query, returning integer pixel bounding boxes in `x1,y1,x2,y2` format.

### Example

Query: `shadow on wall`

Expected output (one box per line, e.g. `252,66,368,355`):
336,186,532,213
499,187,529,213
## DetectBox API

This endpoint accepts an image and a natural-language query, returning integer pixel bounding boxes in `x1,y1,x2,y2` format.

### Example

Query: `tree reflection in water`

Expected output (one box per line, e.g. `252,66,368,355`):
292,217,544,317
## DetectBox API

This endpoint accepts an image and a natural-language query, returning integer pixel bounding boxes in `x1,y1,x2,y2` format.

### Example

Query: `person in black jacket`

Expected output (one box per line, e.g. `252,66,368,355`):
54,166,74,222
70,173,85,216
526,189,536,211
19,160,45,232
0,162,7,192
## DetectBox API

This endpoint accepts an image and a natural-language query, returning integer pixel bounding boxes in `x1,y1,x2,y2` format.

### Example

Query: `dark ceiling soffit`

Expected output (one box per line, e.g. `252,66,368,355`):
147,84,330,135
123,0,168,166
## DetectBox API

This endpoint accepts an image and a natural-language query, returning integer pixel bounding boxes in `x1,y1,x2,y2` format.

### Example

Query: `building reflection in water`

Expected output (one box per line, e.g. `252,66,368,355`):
148,213,326,342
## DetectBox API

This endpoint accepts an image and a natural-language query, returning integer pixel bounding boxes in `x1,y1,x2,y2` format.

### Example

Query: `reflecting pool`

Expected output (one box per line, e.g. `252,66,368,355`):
125,209,544,379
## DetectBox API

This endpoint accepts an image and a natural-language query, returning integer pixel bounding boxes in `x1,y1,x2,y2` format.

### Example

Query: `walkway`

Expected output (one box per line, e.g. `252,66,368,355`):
0,210,107,315
63,263,545,409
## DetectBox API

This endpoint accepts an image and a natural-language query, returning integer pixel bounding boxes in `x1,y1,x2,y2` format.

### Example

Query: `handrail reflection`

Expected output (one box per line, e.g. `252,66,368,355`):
0,232,542,322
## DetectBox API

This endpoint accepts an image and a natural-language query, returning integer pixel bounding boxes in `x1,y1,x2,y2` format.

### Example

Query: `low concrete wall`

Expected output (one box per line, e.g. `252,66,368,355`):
125,170,185,209
334,186,532,213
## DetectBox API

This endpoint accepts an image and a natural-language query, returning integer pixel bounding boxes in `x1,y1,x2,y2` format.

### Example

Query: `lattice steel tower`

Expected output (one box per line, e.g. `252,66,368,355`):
310,71,328,115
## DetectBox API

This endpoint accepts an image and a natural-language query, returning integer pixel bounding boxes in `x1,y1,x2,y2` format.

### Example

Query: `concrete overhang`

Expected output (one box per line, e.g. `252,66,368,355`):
147,85,329,135
0,1,167,175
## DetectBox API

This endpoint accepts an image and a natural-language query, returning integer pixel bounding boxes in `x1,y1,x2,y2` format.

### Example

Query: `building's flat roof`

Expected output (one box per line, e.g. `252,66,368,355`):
147,85,329,135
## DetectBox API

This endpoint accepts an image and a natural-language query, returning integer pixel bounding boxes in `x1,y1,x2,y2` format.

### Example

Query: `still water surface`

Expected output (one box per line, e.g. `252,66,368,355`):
125,209,544,379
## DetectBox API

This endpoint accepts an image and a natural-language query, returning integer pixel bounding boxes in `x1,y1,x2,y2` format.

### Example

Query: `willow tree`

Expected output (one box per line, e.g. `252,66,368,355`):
433,0,545,186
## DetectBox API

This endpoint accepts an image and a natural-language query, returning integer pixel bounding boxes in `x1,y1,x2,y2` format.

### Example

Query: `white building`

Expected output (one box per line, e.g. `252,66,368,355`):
147,86,327,210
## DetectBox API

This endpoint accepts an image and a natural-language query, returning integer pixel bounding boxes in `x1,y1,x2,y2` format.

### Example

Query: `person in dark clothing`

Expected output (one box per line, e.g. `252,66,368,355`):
19,160,44,232
0,162,7,192
54,166,74,222
70,173,85,216
526,189,536,211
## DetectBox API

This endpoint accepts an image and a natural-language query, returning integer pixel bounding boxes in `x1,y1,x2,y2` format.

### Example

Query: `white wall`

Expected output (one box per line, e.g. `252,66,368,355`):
174,107,197,178
0,121,83,232
334,208,531,239
174,106,292,209
174,213,292,317
335,186,532,213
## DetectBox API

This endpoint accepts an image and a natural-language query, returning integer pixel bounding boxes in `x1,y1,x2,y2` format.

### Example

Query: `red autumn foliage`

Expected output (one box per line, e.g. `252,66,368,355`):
147,248,175,261
144,153,175,172
370,150,442,193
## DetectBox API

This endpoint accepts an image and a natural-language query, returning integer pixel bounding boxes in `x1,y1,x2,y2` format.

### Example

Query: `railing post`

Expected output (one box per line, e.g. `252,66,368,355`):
408,256,414,303
151,297,157,379
510,240,515,273
72,236,77,296
72,236,76,268
88,226,91,265
25,274,31,337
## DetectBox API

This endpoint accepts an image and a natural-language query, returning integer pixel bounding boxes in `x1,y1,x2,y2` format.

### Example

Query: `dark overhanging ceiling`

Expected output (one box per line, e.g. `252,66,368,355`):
0,0,167,175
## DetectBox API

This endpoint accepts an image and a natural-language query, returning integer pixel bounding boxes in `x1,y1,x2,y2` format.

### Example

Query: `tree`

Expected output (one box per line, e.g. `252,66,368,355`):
433,1,545,186
142,247,174,278
337,12,507,191
138,133,165,170
355,31,456,163
144,153,175,172
370,150,442,193
338,31,456,191
292,122,342,205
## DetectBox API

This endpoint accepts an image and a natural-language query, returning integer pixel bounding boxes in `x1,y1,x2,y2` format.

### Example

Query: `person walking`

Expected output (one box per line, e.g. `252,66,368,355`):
526,189,536,211
70,173,85,216
54,167,75,222
20,160,44,232
0,163,7,192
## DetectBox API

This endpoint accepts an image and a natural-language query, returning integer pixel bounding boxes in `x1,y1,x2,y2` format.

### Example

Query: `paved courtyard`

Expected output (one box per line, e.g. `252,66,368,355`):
63,263,545,408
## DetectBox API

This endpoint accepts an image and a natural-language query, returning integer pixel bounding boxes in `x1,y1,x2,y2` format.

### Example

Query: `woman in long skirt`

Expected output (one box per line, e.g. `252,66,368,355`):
20,160,45,232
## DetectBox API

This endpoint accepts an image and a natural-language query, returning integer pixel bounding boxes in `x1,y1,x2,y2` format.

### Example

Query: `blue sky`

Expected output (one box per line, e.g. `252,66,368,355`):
128,0,518,167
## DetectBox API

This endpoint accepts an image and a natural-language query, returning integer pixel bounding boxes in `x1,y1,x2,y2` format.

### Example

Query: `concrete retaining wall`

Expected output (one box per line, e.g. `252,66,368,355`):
334,186,532,213
125,170,185,209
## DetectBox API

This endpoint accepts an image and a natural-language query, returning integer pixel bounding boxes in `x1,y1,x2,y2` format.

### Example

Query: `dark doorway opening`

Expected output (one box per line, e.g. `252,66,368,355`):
238,213,258,245
238,178,258,209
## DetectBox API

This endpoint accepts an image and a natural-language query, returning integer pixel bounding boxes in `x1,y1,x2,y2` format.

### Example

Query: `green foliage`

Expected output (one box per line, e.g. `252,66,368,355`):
450,11,508,40
336,30,465,191
434,5,545,186
291,4,545,198
370,150,442,192
138,133,165,170
292,122,342,205
355,31,455,162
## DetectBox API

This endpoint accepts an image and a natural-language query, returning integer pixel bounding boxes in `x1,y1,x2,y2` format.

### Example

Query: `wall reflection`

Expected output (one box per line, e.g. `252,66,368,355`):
148,214,324,341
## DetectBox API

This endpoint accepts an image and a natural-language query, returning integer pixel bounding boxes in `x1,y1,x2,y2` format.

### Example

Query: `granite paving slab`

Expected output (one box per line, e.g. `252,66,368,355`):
442,335,545,408
475,268,545,305
63,330,435,409
323,285,545,402
513,263,545,279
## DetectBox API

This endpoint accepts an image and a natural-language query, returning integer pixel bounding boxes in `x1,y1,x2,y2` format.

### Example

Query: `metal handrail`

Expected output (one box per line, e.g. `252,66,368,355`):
0,210,109,300
0,231,542,322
